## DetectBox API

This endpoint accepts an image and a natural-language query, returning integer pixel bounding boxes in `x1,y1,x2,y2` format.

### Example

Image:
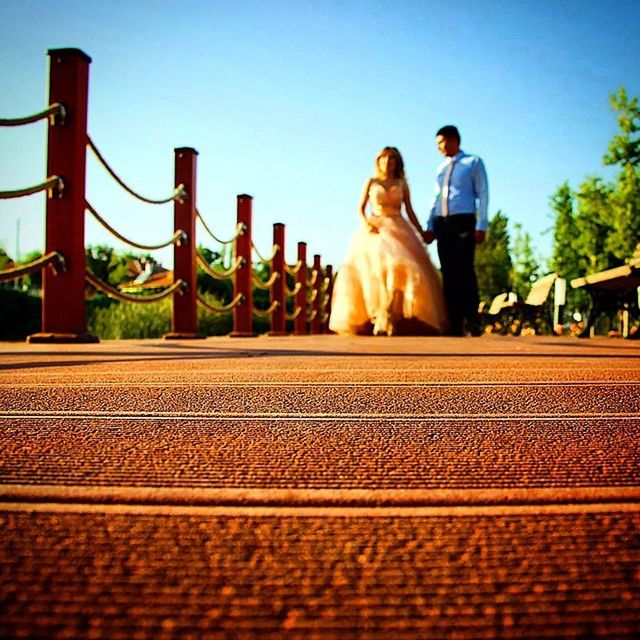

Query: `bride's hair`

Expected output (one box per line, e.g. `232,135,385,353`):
375,147,406,180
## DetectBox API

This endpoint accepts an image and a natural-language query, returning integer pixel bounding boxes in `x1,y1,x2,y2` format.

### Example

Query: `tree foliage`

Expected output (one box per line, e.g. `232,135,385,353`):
476,210,512,304
603,87,640,261
548,86,640,314
511,223,540,301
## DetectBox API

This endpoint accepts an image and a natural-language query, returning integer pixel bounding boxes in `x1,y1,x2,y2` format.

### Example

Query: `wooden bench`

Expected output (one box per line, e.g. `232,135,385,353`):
570,247,640,338
483,273,558,335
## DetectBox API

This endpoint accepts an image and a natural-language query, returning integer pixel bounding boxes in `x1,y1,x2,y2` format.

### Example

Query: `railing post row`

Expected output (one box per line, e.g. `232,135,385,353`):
294,242,308,335
324,264,334,333
268,223,286,336
311,254,323,335
29,48,97,343
230,195,256,337
166,147,202,339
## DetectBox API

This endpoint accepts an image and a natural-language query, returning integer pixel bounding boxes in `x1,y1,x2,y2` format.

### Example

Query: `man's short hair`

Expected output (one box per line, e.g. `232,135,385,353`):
436,125,460,143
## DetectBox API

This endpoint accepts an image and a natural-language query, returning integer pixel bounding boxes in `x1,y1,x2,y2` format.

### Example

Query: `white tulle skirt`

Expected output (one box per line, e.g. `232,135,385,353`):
329,216,448,335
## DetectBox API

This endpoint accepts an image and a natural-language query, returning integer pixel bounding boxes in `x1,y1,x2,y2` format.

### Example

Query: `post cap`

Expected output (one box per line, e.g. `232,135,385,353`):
47,48,92,63
175,147,198,155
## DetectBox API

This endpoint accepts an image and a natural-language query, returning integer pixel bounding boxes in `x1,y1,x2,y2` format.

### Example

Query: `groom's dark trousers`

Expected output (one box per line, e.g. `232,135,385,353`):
434,213,480,335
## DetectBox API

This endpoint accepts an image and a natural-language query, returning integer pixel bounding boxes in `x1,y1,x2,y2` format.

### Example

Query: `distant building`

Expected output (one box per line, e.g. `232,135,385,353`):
119,257,173,293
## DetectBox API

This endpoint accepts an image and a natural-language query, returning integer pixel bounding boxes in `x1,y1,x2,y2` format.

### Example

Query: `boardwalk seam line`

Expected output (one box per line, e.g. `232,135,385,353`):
1,411,639,422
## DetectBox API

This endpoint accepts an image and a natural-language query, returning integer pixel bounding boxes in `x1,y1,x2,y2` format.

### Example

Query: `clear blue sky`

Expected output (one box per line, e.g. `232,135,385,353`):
1,0,639,271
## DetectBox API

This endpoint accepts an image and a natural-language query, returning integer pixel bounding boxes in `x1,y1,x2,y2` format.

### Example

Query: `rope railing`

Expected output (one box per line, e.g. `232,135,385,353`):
85,200,186,251
196,254,243,280
87,136,187,205
197,293,244,314
252,242,280,265
253,300,280,318
196,209,245,245
285,307,303,321
307,270,319,287
0,102,65,127
85,271,186,303
252,271,280,290
308,309,319,321
285,282,302,297
284,260,303,276
5,49,333,341
0,176,63,200
0,251,65,283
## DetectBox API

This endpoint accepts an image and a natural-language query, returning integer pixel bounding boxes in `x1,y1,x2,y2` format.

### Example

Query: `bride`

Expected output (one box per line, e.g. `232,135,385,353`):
329,146,448,336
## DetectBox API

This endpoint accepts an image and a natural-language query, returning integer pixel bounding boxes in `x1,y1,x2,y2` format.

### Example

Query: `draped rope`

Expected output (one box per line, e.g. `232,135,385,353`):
253,301,280,318
87,136,186,204
322,276,332,291
196,254,243,280
307,270,318,286
0,176,63,200
308,309,318,321
85,271,186,303
0,103,65,127
252,272,279,290
197,293,244,314
307,289,318,303
196,210,245,245
0,252,65,283
285,307,303,321
85,201,186,251
252,242,279,265
284,260,303,276
285,282,302,297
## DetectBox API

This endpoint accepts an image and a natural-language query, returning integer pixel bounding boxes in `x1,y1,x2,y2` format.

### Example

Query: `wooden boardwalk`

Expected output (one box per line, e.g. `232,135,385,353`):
1,335,639,638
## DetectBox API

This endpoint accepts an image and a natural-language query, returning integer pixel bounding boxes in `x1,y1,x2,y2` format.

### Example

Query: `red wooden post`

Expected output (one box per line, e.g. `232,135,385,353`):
294,242,308,335
29,48,97,343
230,194,256,336
323,264,334,332
310,254,323,334
165,147,203,339
267,223,286,336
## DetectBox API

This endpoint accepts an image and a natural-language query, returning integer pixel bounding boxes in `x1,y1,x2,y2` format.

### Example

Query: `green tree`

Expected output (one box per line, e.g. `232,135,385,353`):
574,176,615,274
86,245,140,286
549,182,580,280
196,245,233,301
476,210,512,304
603,87,640,262
17,249,44,290
511,223,540,300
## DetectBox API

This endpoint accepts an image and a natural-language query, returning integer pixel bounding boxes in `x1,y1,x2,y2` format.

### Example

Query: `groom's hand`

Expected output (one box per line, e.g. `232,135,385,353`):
423,230,435,244
475,230,486,245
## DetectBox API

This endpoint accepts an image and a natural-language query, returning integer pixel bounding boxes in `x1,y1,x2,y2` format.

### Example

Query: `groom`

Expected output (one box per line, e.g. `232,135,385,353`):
423,125,488,337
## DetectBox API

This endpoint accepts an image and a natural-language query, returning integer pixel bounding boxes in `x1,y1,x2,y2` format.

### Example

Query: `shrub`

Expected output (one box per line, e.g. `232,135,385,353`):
0,288,41,340
88,298,171,339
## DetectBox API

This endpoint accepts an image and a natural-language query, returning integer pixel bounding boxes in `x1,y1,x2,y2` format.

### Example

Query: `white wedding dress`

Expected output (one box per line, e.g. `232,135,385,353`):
329,180,448,335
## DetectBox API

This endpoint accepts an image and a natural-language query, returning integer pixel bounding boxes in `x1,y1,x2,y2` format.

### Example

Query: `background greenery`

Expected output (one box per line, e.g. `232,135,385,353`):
2,87,638,339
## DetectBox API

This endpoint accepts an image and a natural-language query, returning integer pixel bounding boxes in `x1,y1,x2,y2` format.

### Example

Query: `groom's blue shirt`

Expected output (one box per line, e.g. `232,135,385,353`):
427,150,489,232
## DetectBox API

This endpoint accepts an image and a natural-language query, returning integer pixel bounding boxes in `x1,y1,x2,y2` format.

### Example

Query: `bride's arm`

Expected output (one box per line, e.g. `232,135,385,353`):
402,181,423,234
359,178,377,231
